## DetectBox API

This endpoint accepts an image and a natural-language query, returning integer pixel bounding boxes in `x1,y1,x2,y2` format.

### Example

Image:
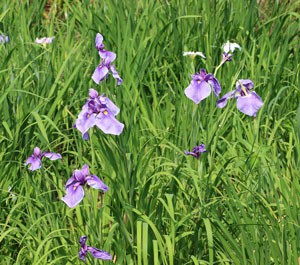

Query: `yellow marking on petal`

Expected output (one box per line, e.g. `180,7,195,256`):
73,186,77,191
103,110,108,115
198,80,201,84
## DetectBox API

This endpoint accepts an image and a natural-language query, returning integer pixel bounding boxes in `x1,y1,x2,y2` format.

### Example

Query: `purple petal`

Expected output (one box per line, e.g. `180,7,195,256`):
99,50,116,64
216,90,235,108
61,184,85,208
74,169,86,183
75,112,97,138
110,65,123,85
65,176,76,187
87,247,112,260
192,144,206,153
184,80,211,104
92,65,109,84
81,164,90,177
236,79,254,92
33,147,42,156
95,110,124,135
79,235,87,247
207,76,221,97
43,152,62,160
78,249,87,261
89,89,99,99
236,91,264,117
25,156,42,171
95,33,104,50
184,151,199,158
83,132,89,140
99,94,120,116
86,175,109,192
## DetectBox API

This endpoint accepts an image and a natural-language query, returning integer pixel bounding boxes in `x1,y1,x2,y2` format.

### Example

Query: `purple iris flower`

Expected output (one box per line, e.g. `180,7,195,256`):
74,89,124,139
184,69,221,104
92,33,123,85
78,235,112,262
184,144,206,158
0,34,9,44
216,79,264,117
61,164,108,208
25,147,62,171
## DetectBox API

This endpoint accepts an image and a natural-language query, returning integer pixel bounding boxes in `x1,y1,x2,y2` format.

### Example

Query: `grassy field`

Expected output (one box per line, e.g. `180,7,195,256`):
0,0,300,264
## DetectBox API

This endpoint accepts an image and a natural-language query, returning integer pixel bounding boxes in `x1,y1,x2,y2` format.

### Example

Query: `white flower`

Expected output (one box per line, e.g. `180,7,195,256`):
222,41,241,53
35,36,55,44
183,51,206,59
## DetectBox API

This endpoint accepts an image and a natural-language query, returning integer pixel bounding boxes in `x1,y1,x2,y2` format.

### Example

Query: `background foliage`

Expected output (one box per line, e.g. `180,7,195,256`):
0,0,300,264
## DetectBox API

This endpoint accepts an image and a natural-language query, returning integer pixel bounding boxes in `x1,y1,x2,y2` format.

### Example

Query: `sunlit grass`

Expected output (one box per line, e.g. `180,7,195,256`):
0,0,299,264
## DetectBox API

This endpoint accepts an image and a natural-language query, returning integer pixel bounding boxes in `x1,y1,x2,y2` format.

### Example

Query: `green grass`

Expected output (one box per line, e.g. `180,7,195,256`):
1,0,300,264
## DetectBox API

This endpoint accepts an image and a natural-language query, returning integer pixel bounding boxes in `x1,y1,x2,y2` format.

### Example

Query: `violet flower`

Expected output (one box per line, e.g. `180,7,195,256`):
78,236,112,262
184,69,221,104
184,144,206,158
74,89,124,139
25,147,62,171
35,36,55,44
92,33,122,85
61,164,108,208
216,79,263,117
0,34,9,44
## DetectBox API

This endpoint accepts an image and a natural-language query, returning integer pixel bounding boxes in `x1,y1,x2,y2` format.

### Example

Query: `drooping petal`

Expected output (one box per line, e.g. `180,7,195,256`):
236,91,264,117
87,247,112,260
206,75,221,97
61,184,85,208
78,249,87,261
25,156,42,171
86,175,109,192
183,51,206,59
43,152,62,160
75,112,97,138
95,110,124,135
110,65,123,85
95,33,104,50
92,65,109,84
216,90,235,108
184,151,199,158
184,80,211,104
99,50,116,64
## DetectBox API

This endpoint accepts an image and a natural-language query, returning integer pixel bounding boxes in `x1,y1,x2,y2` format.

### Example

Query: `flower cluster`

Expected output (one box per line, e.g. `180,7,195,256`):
92,33,123,85
184,40,263,158
74,89,124,139
25,33,122,261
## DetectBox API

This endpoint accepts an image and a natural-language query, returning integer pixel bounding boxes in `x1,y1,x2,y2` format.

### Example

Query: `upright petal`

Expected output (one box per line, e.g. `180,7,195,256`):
81,164,90,177
216,90,235,108
184,80,211,104
110,65,123,85
92,65,109,84
61,184,85,208
236,79,254,92
43,152,62,160
86,175,109,192
236,91,264,117
95,110,124,135
89,89,99,99
33,147,42,157
95,33,104,50
87,247,112,260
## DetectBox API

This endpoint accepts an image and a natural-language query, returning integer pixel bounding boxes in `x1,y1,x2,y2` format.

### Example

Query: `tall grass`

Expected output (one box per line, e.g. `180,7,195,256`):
0,0,299,264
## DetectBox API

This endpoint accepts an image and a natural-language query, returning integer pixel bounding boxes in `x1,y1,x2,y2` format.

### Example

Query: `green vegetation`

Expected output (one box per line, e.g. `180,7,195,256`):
0,0,299,264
